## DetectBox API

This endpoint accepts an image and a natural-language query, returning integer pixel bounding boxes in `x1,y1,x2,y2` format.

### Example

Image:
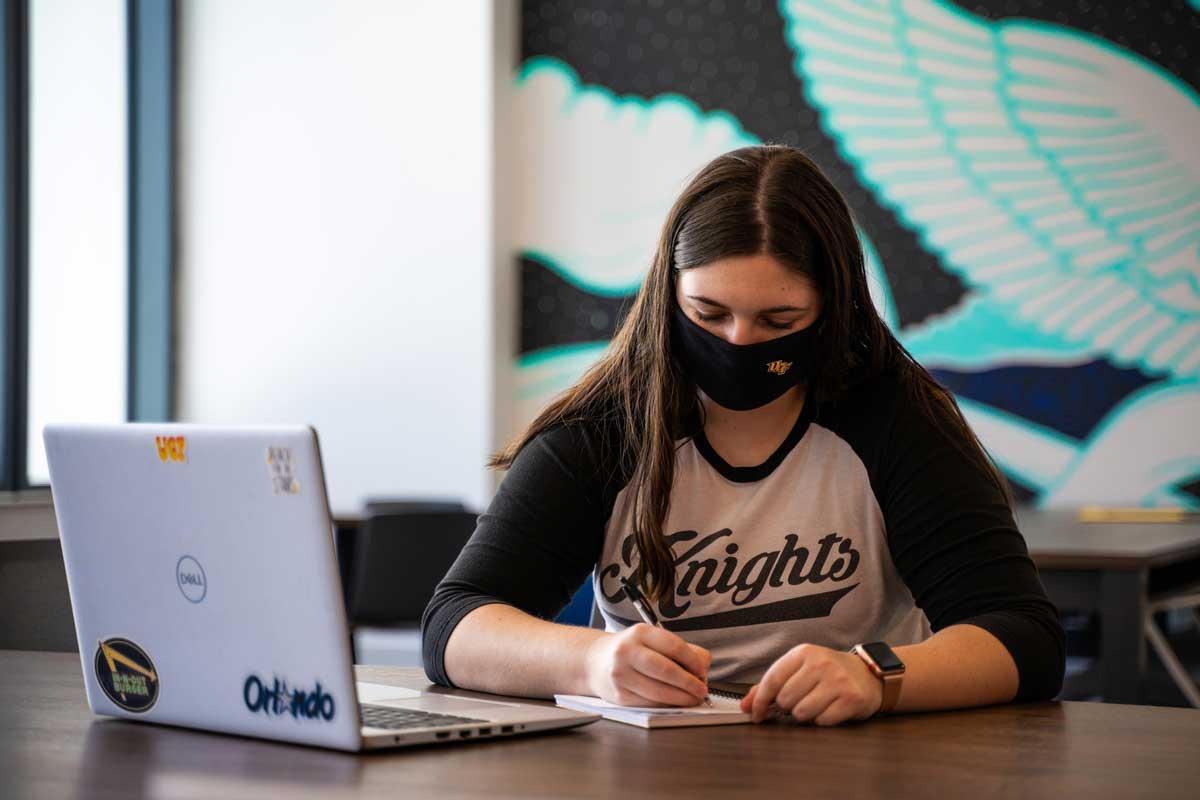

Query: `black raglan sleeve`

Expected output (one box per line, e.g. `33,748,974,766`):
872,383,1066,702
421,421,626,687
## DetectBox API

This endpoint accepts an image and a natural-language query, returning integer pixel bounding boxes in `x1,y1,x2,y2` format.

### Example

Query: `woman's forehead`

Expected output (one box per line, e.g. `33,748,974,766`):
676,254,820,308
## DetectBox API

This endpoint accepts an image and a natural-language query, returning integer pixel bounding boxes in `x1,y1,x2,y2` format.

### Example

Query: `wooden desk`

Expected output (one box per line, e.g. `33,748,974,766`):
1018,509,1200,703
3,652,1199,799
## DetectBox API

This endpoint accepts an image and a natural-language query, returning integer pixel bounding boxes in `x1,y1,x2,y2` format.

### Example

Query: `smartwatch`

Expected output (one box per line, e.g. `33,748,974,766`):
851,641,905,715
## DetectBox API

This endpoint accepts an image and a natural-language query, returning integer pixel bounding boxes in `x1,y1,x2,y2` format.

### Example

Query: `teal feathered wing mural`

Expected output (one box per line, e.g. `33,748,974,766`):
778,0,1199,506
782,0,1200,378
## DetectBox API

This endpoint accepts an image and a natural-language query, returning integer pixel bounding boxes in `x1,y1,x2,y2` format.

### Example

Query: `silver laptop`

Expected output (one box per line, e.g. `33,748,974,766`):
44,423,598,751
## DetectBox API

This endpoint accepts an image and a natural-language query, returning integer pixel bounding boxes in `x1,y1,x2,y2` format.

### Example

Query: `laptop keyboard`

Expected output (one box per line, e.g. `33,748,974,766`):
360,704,488,731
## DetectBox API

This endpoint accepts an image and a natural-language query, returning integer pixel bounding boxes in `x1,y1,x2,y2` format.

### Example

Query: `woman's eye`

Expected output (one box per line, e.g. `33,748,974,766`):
763,319,795,330
696,312,725,322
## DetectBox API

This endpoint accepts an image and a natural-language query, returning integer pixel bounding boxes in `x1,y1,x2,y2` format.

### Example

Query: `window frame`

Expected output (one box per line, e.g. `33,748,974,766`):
128,0,176,423
1,0,30,492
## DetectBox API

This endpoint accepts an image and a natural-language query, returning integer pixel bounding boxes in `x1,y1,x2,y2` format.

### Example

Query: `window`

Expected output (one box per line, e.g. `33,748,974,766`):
26,0,129,485
1,0,174,491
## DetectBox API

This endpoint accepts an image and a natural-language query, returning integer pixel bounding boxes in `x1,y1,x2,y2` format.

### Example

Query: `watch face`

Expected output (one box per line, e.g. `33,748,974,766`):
862,642,904,672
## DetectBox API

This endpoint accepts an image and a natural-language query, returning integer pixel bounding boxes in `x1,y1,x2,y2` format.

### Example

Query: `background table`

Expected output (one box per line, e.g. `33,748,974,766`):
1019,509,1200,703
3,651,1199,799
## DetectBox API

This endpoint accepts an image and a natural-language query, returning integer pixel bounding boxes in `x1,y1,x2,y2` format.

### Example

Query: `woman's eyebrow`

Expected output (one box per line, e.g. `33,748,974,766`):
686,294,809,314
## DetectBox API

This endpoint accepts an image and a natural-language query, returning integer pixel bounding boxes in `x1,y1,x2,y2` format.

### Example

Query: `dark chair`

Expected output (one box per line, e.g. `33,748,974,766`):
346,507,478,625
363,499,467,516
556,577,595,628
338,500,600,665
334,500,467,612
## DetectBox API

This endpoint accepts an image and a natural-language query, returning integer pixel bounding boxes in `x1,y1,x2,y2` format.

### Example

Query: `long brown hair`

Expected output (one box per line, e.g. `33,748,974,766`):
491,145,1012,602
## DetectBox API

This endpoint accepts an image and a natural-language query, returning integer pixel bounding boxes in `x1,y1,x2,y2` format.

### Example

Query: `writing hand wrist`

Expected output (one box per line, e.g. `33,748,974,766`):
582,626,711,707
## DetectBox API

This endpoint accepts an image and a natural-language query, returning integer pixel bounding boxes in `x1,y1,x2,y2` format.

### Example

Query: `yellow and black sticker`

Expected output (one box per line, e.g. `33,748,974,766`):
155,436,187,463
94,638,160,713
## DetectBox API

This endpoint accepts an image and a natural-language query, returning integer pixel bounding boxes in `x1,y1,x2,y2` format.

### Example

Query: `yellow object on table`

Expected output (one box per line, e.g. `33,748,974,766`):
1077,506,1191,523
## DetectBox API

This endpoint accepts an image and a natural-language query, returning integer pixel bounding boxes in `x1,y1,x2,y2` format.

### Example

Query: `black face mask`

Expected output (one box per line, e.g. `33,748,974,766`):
670,303,820,411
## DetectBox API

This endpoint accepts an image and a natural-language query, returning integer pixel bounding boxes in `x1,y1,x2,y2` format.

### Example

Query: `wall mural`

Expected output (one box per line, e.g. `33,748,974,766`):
514,0,1200,509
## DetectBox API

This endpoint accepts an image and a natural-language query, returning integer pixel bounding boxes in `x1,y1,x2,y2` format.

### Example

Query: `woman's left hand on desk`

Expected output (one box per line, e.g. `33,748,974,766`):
741,644,883,725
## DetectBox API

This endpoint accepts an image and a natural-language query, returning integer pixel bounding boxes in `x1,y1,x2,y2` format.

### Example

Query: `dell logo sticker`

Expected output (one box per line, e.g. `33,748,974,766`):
176,555,207,603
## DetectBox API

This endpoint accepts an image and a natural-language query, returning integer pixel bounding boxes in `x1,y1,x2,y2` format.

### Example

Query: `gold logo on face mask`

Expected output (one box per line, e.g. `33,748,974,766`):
766,360,793,376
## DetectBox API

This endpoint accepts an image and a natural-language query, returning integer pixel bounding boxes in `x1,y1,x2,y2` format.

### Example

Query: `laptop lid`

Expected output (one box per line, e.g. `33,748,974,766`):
45,424,363,751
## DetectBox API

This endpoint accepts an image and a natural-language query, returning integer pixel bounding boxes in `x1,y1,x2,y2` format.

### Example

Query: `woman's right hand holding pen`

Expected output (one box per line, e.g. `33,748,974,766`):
583,624,712,707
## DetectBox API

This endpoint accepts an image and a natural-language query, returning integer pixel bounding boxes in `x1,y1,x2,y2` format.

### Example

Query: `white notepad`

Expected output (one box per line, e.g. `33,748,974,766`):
553,693,752,728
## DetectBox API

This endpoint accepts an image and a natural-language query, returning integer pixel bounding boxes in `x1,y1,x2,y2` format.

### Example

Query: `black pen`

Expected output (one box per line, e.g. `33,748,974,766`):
620,576,712,706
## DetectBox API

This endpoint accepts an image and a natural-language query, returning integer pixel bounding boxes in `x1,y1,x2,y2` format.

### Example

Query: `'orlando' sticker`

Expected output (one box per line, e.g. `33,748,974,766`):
95,638,160,713
243,674,335,722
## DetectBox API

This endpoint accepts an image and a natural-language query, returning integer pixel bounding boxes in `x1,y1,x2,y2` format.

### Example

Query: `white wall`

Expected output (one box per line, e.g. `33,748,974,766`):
177,0,495,512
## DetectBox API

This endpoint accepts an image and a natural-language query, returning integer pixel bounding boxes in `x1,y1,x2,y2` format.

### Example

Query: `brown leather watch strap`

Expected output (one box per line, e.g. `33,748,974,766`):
878,671,902,714
851,643,905,716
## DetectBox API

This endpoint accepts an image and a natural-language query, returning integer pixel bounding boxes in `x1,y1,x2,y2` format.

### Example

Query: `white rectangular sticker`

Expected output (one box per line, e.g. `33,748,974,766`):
266,446,301,495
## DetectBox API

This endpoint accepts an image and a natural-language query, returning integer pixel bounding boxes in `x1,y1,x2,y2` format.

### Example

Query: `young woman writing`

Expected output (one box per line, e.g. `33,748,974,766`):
422,145,1064,725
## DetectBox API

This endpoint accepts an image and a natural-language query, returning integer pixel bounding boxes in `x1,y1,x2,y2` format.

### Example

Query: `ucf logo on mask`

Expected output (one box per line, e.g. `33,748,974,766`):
766,360,793,376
